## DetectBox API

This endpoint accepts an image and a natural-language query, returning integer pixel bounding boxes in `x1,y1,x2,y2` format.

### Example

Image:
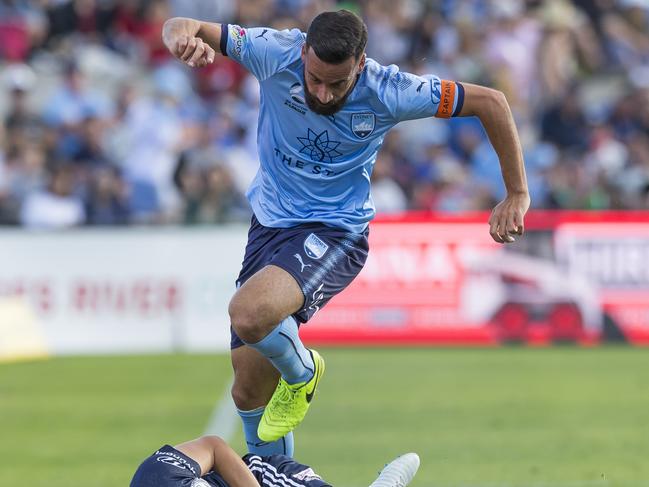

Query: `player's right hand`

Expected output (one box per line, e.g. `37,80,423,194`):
170,35,215,68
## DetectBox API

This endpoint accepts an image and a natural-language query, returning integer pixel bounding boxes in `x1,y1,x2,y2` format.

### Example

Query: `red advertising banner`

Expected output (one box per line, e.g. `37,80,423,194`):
302,211,649,346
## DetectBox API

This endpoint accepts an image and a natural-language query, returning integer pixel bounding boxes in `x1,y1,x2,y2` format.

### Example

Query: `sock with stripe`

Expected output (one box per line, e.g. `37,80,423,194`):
243,315,314,384
238,406,295,456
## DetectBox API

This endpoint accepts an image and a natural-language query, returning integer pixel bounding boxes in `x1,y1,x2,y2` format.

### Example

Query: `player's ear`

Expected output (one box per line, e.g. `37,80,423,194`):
357,53,366,72
301,43,308,63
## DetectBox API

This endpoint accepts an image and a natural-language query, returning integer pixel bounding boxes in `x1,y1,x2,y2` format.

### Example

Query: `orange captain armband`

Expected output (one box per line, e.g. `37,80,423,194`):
435,80,465,118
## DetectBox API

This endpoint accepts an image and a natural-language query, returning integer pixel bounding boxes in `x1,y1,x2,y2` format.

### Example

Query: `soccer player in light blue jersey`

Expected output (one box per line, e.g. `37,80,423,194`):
162,10,530,457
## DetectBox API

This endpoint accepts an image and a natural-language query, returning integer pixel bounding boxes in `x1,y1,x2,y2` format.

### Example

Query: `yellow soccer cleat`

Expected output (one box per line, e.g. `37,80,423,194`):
258,349,325,442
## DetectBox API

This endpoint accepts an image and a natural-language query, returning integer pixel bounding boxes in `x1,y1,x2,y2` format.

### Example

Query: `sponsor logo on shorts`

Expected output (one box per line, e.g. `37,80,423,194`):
307,282,325,316
155,450,197,474
156,456,187,470
304,233,329,259
191,480,211,487
294,253,313,272
293,467,322,481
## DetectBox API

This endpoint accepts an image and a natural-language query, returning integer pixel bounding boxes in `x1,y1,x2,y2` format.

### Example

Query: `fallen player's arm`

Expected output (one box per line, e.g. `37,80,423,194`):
175,435,259,487
456,83,530,243
162,17,223,67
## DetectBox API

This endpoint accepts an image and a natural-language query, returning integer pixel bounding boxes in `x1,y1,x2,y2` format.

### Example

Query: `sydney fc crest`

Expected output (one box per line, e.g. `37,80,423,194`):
351,112,375,139
304,233,329,260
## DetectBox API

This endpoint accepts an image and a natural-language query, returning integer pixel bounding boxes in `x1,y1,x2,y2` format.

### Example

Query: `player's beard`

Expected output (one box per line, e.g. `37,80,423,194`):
303,73,357,116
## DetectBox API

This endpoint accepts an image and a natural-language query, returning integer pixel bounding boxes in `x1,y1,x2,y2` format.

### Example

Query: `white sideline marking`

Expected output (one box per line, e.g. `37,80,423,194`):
203,378,239,441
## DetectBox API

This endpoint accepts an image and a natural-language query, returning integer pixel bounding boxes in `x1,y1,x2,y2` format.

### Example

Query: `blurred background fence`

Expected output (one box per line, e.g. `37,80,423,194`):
2,210,649,360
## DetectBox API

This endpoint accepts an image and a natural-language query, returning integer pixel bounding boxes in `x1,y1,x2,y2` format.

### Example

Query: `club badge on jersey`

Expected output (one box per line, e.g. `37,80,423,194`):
351,112,376,139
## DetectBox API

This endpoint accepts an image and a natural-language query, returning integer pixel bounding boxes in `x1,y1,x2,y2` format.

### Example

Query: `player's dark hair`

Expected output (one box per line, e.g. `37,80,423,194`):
306,10,368,64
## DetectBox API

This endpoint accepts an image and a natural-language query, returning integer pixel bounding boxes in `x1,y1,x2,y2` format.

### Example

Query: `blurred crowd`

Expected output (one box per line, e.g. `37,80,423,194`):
1,0,649,229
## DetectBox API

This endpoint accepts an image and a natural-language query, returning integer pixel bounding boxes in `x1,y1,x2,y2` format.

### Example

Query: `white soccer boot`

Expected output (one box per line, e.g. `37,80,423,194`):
368,453,420,487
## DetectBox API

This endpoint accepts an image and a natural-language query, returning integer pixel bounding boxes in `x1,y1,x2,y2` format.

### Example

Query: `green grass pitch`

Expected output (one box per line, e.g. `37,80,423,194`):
1,348,649,486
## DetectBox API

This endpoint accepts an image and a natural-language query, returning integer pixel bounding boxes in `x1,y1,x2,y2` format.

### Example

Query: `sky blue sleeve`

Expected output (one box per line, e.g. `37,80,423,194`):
380,67,464,123
221,24,303,81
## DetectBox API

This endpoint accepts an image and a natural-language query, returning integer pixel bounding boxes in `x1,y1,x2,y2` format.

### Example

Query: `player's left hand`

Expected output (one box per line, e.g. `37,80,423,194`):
488,191,530,244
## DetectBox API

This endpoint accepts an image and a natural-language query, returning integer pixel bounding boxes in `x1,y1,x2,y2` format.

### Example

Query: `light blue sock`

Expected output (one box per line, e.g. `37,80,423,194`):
238,406,295,456
244,316,314,384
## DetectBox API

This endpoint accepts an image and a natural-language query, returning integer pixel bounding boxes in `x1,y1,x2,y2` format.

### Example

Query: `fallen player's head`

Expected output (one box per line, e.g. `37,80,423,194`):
302,10,367,116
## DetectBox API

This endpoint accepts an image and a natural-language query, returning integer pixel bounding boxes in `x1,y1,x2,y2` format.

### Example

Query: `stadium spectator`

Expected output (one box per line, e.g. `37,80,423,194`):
174,147,249,225
3,63,39,132
170,0,236,24
1,0,649,226
371,152,408,214
45,0,116,45
113,64,192,222
84,164,130,225
0,0,47,61
540,93,591,151
0,143,47,224
19,163,85,229
41,60,114,135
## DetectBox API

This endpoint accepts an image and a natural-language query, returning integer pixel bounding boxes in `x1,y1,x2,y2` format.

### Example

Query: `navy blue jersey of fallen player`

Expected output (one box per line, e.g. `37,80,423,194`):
130,445,332,487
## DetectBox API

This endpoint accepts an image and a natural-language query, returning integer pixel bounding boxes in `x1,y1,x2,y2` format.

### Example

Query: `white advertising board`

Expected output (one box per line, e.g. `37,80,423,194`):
0,227,249,356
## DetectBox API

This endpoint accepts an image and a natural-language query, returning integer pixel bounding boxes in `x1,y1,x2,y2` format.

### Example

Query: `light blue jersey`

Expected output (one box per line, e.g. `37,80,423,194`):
222,24,464,233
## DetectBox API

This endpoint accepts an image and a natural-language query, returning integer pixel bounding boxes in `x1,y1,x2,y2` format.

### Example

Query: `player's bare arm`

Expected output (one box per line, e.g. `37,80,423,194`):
457,83,531,244
162,17,222,68
133,434,419,487
175,435,259,487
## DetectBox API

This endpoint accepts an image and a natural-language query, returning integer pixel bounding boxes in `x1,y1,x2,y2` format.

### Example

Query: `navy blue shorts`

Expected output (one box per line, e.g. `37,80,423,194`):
130,445,227,487
231,215,369,349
